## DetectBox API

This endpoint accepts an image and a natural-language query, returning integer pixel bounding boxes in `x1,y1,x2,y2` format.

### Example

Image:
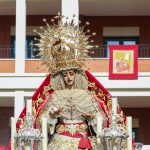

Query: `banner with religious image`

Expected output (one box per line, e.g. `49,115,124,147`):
109,45,138,79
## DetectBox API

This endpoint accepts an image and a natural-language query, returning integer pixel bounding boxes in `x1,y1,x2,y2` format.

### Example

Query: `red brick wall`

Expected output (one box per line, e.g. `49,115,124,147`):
0,107,13,147
1,15,150,45
123,108,150,144
0,16,14,58
82,16,150,44
0,16,13,45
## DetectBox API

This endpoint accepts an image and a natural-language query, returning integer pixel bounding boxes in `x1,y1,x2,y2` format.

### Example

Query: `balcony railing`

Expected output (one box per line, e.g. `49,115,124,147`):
0,44,150,59
89,44,150,58
138,44,150,58
0,45,38,59
0,45,15,59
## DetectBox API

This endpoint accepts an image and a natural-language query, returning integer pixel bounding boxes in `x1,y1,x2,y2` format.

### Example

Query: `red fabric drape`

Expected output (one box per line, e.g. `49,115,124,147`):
15,71,112,130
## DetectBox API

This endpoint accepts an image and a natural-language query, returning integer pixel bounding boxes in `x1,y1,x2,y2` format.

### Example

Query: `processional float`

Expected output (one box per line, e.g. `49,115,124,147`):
10,88,134,150
9,13,142,150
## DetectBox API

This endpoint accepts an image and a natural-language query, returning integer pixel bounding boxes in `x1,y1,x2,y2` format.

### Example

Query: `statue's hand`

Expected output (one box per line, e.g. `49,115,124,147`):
49,107,63,118
82,113,96,120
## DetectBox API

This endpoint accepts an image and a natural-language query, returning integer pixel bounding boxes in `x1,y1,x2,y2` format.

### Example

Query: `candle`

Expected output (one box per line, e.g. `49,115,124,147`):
112,97,118,116
96,113,102,150
112,97,118,150
11,117,16,150
26,99,32,115
126,116,132,150
42,117,48,150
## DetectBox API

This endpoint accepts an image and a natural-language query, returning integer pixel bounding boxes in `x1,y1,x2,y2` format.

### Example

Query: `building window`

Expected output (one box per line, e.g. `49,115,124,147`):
11,36,39,59
102,27,140,58
103,37,139,57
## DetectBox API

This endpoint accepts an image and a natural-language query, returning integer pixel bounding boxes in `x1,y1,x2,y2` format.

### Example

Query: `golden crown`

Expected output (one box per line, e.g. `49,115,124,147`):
33,13,96,74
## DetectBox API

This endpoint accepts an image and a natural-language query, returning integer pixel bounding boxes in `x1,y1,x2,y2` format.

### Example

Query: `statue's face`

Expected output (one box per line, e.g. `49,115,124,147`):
62,70,75,88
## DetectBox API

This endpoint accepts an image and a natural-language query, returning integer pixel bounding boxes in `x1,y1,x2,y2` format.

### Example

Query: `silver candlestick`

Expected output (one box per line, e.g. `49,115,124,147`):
103,112,128,150
15,113,43,150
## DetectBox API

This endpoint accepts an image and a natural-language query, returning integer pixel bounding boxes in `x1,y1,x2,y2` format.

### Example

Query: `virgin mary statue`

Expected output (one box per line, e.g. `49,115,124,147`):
10,14,129,150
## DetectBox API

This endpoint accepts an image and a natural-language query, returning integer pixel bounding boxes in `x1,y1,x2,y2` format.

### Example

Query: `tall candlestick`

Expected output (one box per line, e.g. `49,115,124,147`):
97,113,103,150
42,117,48,150
26,99,32,115
11,117,16,150
126,116,132,150
112,97,118,116
112,97,118,150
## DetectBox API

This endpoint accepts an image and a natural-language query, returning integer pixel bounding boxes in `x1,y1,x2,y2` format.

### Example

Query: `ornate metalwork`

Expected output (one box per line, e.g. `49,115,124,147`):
103,112,128,150
15,113,43,150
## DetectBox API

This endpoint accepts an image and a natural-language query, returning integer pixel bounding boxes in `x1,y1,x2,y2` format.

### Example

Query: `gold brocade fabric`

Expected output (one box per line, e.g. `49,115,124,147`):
48,134,97,150
56,123,88,135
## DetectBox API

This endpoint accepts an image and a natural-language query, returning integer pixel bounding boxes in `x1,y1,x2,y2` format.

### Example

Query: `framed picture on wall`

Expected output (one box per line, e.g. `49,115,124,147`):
109,45,138,79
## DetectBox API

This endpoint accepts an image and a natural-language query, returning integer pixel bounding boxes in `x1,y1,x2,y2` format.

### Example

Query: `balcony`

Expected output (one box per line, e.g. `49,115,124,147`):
0,44,150,59
89,44,150,58
0,44,150,73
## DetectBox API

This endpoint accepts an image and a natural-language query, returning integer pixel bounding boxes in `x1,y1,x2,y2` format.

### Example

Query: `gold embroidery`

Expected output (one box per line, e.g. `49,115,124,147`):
88,81,111,102
56,124,88,135
48,135,79,150
18,118,25,129
88,81,126,134
32,102,36,116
